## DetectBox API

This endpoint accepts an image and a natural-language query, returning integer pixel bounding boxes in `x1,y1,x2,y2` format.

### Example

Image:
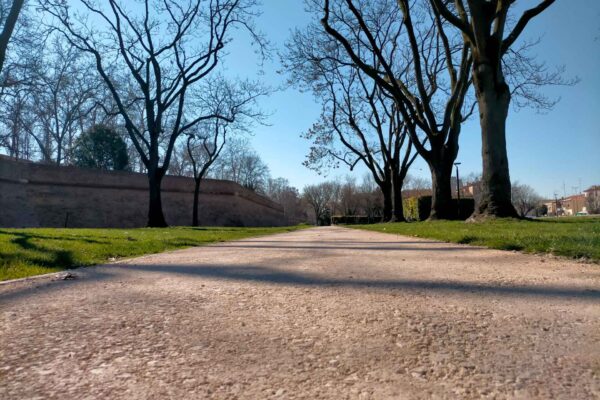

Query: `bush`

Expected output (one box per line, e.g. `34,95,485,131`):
73,125,129,171
332,215,378,225
403,196,432,221
402,196,474,221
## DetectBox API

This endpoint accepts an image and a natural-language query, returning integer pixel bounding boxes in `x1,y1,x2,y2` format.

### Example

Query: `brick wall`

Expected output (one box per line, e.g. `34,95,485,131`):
0,156,286,228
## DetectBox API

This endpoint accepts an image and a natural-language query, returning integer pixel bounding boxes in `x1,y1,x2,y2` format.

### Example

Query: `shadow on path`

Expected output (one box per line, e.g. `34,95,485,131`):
210,244,479,251
3,261,597,305
122,263,600,300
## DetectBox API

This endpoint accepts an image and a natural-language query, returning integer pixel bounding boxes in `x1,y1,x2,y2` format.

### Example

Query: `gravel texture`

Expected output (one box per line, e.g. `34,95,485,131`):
1,226,599,399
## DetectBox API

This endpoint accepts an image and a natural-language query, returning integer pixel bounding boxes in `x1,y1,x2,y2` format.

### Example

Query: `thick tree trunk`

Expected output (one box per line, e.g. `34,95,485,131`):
391,173,406,222
192,178,201,227
382,186,393,222
471,64,518,219
147,169,168,227
56,145,62,166
428,161,454,220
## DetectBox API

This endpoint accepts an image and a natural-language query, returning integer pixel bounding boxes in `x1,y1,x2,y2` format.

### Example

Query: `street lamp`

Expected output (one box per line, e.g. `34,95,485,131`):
454,162,461,219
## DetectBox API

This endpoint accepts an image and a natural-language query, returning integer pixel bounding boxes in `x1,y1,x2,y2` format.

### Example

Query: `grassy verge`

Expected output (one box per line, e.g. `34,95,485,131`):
0,225,308,281
351,217,600,262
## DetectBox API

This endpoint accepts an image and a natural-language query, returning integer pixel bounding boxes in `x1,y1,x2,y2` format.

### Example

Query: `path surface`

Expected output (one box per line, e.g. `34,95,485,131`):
1,226,599,399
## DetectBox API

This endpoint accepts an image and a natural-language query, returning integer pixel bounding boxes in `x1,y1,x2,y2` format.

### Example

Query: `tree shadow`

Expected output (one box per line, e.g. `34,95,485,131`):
2,259,598,305
237,240,447,245
0,230,112,245
209,243,480,252
1,231,77,269
531,217,599,224
119,263,600,301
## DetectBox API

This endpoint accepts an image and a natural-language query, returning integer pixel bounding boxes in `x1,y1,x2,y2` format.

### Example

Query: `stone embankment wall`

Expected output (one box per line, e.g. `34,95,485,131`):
0,156,286,228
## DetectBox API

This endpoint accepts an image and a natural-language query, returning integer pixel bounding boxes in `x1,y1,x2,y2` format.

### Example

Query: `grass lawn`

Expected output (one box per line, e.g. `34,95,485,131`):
352,217,600,262
0,225,307,281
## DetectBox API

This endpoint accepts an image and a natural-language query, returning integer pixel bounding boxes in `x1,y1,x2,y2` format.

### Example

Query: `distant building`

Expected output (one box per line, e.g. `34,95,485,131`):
583,185,600,198
402,188,432,198
543,185,600,216
460,182,480,199
561,194,587,216
544,199,561,216
583,185,600,214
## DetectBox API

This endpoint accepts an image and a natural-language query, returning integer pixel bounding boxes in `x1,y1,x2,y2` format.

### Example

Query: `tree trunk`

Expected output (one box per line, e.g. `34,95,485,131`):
471,64,518,219
56,144,62,166
381,185,393,222
428,161,454,220
147,168,168,227
192,178,201,227
391,173,406,222
0,0,24,75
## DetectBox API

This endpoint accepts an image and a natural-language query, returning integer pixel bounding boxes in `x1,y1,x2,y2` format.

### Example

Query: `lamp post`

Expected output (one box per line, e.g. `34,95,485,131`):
454,162,461,219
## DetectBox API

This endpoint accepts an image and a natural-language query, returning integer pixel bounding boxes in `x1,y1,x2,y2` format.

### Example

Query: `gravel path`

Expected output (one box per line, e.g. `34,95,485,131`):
1,226,599,399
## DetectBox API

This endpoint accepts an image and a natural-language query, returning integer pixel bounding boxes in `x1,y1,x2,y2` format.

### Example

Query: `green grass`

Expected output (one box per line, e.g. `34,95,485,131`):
351,217,600,262
0,225,308,281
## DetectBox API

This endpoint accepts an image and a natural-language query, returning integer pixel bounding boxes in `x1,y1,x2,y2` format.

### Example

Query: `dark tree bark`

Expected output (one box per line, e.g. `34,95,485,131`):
473,64,515,217
431,0,557,219
186,122,226,227
381,178,393,222
391,170,406,222
390,135,417,222
192,177,201,227
0,0,24,75
428,158,454,220
382,187,392,221
147,167,167,227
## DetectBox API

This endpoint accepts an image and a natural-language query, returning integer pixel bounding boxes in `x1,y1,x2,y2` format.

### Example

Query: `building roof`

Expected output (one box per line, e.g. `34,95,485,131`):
402,189,432,198
563,194,586,202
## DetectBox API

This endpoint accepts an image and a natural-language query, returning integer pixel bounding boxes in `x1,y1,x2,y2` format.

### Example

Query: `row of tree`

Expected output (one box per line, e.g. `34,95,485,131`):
0,0,569,226
285,0,568,222
300,175,551,224
302,174,431,225
0,0,268,226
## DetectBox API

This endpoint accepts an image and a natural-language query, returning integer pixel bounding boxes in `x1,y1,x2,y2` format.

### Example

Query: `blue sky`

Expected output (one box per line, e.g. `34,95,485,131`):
215,1,600,198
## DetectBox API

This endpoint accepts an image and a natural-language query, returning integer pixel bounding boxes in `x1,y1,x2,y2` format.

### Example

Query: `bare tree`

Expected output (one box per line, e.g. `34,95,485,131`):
403,174,432,196
338,176,361,216
0,3,43,161
0,86,32,158
285,21,422,221
26,37,100,165
237,152,270,193
42,0,266,227
303,181,337,225
358,173,384,220
265,177,307,224
320,0,474,220
430,0,570,218
511,181,542,218
305,177,390,223
186,120,227,226
211,137,271,193
0,0,24,75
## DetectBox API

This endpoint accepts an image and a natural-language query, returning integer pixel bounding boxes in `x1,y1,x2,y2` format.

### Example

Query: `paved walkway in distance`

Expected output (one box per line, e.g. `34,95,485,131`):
1,226,599,399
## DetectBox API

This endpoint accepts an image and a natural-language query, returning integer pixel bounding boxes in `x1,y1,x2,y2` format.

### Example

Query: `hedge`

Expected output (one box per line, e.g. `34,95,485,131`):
331,215,381,225
402,196,475,221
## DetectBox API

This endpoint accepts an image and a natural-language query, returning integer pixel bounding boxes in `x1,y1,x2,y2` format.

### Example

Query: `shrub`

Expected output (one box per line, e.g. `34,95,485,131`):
402,196,474,221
